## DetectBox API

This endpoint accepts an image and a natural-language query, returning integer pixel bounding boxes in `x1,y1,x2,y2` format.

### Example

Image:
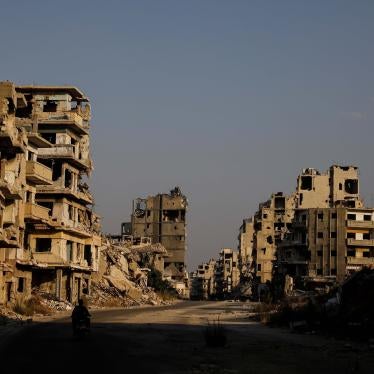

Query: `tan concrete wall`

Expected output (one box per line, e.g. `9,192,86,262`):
297,173,330,209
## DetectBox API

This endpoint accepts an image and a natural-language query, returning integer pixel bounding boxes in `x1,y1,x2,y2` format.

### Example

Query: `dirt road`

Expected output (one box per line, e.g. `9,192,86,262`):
1,301,373,373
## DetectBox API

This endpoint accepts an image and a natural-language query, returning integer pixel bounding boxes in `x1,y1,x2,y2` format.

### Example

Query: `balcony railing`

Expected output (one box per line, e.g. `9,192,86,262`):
26,160,52,185
347,238,374,247
347,220,374,229
36,112,88,134
347,257,374,265
38,145,90,170
24,202,50,221
36,185,93,204
38,144,76,158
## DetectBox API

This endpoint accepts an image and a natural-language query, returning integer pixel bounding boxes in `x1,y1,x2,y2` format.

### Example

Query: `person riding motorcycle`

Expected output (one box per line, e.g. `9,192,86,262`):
71,298,91,334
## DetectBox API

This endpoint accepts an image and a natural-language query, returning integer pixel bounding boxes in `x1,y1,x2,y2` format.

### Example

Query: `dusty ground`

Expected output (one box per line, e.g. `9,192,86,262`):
1,301,374,373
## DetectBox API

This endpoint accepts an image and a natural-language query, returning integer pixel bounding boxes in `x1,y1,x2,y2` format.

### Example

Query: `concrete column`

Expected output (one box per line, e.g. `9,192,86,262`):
56,269,63,300
87,277,91,295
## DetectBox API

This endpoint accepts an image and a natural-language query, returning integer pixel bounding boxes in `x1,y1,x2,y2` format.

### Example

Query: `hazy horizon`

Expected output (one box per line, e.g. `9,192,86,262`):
1,0,374,271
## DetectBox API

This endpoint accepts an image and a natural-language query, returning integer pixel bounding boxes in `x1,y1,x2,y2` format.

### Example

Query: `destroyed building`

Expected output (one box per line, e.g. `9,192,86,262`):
278,206,374,286
250,165,370,289
277,165,367,287
90,236,169,307
214,248,240,298
122,187,188,293
189,259,216,300
191,165,371,298
0,81,101,305
296,166,362,209
238,218,254,278
252,192,296,283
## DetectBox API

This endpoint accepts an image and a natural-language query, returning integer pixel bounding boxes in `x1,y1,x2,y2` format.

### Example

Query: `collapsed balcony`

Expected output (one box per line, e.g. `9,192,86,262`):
0,225,20,248
0,122,26,153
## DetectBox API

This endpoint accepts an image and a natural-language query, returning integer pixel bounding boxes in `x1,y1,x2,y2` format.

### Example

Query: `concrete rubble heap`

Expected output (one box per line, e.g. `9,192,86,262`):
90,237,170,307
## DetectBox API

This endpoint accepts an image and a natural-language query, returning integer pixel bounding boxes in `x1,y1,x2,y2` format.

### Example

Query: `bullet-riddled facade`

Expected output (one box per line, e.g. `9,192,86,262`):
296,165,362,209
254,165,368,287
0,81,101,305
130,187,187,281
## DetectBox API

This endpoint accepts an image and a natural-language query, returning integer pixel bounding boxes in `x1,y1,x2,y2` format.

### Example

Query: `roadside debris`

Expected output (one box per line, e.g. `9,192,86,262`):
89,237,174,308
253,267,374,341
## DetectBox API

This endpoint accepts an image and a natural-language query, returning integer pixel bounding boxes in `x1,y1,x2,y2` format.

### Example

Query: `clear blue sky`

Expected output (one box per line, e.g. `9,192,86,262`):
1,0,374,270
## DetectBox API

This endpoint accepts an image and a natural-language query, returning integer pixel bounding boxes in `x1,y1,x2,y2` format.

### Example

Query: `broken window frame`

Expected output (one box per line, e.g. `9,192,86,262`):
35,238,52,252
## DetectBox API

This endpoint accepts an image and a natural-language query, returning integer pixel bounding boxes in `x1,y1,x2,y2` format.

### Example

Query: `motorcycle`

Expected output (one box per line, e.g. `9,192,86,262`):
73,316,91,337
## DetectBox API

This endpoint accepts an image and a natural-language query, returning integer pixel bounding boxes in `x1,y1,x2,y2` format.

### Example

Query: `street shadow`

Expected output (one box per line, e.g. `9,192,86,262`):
2,316,374,374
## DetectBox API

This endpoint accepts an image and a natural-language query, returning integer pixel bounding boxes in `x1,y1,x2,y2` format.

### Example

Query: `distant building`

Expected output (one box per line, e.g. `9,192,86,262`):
278,207,374,285
190,259,216,300
248,164,370,289
129,186,188,281
252,192,296,283
296,165,362,209
214,248,240,298
238,218,254,278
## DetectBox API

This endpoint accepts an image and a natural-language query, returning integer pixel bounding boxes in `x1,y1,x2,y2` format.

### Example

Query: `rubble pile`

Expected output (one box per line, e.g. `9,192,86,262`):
0,307,28,325
260,268,374,339
90,280,162,308
89,238,173,308
33,291,73,312
328,267,374,336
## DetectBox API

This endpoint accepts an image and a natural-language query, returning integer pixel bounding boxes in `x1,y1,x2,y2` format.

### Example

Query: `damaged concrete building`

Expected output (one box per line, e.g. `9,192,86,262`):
0,81,101,305
191,165,371,298
122,186,188,294
252,192,296,283
214,248,240,298
295,166,362,209
238,218,255,278
247,165,371,290
278,206,374,287
189,259,216,300
277,165,368,287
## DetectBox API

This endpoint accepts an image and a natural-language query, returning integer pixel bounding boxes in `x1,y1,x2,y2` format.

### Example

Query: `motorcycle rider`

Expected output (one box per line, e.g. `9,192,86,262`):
71,298,91,334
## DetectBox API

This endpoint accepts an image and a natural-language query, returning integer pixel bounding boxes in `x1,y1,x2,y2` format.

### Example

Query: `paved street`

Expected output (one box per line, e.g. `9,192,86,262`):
1,301,374,373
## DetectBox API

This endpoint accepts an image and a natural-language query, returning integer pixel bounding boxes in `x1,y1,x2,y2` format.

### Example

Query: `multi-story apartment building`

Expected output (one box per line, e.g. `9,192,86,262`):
0,81,29,304
189,259,216,300
0,81,101,305
252,192,296,283
278,207,374,285
214,248,240,298
129,186,187,282
238,218,254,278
250,164,367,287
